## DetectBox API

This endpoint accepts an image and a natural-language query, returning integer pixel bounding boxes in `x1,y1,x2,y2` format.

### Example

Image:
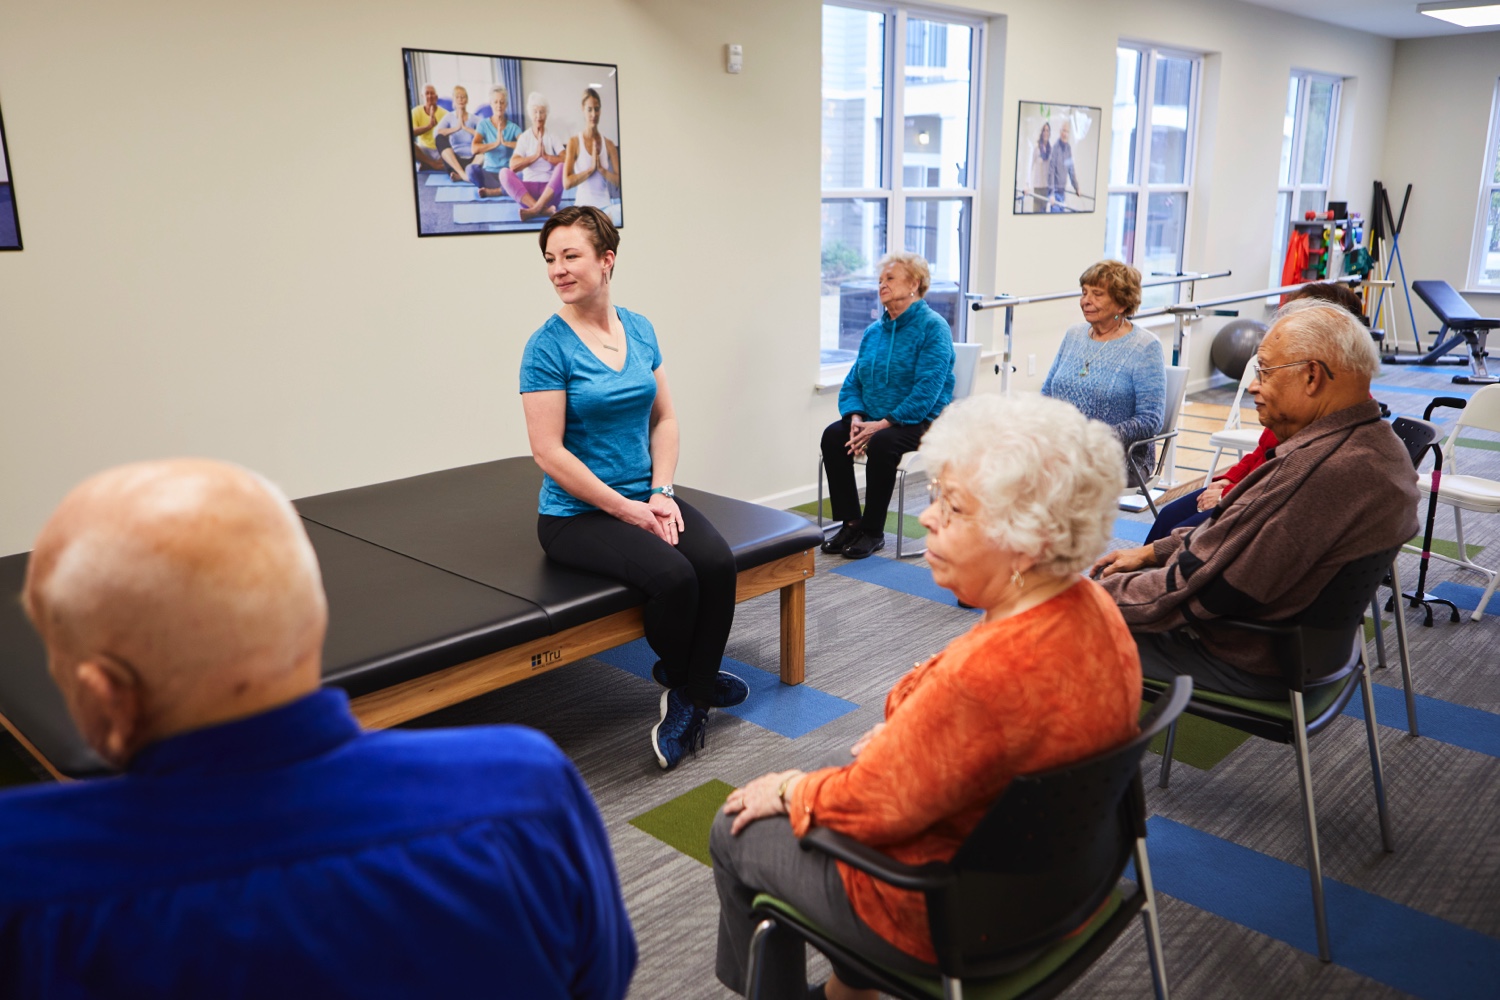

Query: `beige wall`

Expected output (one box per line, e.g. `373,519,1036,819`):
0,0,1401,554
1382,32,1500,339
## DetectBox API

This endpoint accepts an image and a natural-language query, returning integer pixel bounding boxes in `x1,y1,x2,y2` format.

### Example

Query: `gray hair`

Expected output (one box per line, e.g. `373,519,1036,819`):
1270,300,1380,381
526,91,549,116
918,394,1125,577
490,84,508,101
877,251,932,298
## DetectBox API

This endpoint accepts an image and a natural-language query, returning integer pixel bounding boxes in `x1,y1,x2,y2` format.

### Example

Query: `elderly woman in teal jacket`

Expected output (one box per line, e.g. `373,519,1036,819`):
821,252,955,559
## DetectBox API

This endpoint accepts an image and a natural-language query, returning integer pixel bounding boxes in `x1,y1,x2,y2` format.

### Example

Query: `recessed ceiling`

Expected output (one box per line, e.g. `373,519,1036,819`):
1232,0,1500,37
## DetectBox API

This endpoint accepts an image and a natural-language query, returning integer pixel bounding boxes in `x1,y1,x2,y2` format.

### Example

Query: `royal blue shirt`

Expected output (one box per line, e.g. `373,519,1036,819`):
520,306,663,517
0,689,636,999
838,298,956,425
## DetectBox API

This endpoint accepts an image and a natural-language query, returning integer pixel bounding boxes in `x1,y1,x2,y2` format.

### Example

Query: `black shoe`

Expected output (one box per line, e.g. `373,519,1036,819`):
841,532,886,559
821,522,862,554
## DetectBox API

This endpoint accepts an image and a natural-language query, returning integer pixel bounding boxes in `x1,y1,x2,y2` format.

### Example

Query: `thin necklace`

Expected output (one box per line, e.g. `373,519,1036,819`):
574,312,620,352
1079,318,1126,377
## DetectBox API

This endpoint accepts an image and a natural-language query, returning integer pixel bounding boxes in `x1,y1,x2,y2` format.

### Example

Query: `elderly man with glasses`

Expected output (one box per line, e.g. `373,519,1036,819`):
1092,299,1418,699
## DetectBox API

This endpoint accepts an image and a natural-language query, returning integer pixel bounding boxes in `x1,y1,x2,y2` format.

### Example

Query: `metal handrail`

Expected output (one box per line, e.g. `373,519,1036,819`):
969,270,1232,312
1133,273,1361,320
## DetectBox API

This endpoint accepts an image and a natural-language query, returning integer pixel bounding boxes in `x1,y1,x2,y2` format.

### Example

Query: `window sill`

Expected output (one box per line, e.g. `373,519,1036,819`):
1460,287,1500,296
816,363,853,393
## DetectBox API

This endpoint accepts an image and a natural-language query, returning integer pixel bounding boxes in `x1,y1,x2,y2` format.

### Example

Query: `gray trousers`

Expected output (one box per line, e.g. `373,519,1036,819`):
1133,628,1290,700
710,809,937,996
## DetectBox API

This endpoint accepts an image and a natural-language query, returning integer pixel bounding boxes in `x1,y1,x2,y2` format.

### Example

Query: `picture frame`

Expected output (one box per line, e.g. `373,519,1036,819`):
1013,101,1101,215
403,47,622,238
0,101,22,251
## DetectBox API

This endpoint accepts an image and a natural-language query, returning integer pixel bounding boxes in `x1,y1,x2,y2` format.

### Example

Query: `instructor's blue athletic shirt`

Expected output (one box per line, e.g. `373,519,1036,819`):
520,306,662,516
0,689,636,999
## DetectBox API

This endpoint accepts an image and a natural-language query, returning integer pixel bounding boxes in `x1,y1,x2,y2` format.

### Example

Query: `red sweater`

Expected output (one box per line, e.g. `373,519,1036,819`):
787,581,1141,961
1217,428,1278,484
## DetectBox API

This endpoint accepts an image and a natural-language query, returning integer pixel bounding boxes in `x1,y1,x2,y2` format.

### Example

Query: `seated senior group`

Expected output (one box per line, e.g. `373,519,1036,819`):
0,231,1418,995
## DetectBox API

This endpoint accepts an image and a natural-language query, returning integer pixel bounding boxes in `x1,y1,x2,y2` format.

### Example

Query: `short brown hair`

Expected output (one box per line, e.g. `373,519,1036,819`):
1287,281,1369,327
1078,259,1142,316
539,206,620,274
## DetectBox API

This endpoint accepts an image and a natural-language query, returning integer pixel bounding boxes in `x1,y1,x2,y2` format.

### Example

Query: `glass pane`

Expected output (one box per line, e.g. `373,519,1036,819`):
1298,189,1327,217
1299,79,1336,185
1279,76,1298,187
1111,47,1142,186
1483,190,1500,283
1148,54,1193,185
904,197,969,340
1140,191,1187,309
821,198,888,359
1104,193,1137,265
1270,191,1293,285
902,18,972,189
1493,133,1500,184
821,5,885,190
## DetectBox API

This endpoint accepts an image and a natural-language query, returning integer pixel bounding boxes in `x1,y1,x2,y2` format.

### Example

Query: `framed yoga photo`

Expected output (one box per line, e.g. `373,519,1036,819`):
0,101,22,251
404,47,623,238
1013,101,1100,215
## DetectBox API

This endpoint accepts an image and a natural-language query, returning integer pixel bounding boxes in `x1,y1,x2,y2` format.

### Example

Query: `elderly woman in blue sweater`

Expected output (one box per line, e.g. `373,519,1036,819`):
821,252,955,559
1042,260,1165,483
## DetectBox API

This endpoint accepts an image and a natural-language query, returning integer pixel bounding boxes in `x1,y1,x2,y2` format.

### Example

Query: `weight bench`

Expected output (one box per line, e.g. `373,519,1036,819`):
1408,280,1500,385
0,456,822,780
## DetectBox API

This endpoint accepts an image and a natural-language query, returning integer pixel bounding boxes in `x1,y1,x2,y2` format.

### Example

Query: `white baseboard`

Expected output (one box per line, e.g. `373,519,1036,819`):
1186,373,1233,395
752,467,867,511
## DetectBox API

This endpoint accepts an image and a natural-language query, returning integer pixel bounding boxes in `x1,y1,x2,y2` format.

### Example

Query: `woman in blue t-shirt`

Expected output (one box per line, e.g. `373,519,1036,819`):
519,206,746,771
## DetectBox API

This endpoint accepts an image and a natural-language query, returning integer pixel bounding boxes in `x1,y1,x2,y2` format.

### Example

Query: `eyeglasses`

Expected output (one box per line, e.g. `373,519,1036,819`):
925,479,976,529
1253,358,1336,381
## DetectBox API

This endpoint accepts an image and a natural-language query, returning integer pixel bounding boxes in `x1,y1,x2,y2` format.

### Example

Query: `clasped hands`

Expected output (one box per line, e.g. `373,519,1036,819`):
845,415,891,458
621,494,685,545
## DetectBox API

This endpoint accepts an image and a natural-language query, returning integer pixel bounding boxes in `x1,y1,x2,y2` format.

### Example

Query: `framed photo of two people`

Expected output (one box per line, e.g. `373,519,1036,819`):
404,47,623,238
1013,101,1100,215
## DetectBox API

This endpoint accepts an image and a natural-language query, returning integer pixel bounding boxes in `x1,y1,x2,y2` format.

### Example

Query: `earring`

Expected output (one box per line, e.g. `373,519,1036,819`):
1010,568,1024,591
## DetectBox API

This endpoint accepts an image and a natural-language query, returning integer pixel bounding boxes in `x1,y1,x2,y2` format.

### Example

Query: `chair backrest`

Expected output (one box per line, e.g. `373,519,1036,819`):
1456,383,1500,436
922,677,1193,979
952,342,984,400
1412,279,1479,324
1223,355,1259,431
1162,364,1190,436
1390,417,1441,468
1279,543,1402,687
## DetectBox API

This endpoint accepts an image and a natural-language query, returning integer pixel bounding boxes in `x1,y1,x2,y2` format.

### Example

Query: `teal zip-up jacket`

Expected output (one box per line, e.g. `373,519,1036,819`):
838,298,956,425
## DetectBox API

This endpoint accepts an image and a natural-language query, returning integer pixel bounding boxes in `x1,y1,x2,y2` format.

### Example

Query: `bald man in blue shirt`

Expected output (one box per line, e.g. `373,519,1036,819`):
0,459,636,998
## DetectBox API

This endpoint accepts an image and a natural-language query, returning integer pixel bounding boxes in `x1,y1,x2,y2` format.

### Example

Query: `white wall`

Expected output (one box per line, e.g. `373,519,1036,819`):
1382,32,1500,338
0,0,1399,554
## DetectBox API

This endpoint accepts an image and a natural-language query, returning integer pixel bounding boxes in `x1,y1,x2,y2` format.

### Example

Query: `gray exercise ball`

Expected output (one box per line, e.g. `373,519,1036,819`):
1210,319,1269,381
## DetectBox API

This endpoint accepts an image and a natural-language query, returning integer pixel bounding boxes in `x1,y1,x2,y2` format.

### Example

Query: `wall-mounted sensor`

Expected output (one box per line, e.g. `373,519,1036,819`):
726,44,743,74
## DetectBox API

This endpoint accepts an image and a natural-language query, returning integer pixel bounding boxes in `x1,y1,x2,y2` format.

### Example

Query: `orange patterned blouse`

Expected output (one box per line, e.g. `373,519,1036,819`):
787,579,1142,963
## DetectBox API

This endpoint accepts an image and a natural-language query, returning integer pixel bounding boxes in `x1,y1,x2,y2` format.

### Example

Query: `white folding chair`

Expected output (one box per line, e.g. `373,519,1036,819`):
1203,357,1264,487
1121,365,1190,517
1409,384,1500,621
817,342,983,559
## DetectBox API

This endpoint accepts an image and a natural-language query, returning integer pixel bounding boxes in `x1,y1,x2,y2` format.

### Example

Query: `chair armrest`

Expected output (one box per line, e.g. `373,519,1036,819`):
799,827,952,892
1126,429,1178,460
1192,616,1357,690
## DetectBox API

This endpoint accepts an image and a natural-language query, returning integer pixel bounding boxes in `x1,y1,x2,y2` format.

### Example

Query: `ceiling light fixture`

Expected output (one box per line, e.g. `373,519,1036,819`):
1417,1,1500,27
918,131,930,145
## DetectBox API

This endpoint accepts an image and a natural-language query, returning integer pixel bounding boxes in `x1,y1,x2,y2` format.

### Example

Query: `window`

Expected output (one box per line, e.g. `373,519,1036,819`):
820,3,982,368
1468,78,1500,290
1270,72,1342,287
1104,43,1201,309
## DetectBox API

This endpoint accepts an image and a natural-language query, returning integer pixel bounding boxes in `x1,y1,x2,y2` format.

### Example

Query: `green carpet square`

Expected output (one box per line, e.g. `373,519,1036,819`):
1143,702,1252,771
791,499,927,539
1407,535,1485,560
629,779,736,866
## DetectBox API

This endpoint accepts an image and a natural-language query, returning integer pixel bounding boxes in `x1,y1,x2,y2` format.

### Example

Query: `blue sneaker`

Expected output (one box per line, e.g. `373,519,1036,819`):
651,688,708,770
651,661,749,709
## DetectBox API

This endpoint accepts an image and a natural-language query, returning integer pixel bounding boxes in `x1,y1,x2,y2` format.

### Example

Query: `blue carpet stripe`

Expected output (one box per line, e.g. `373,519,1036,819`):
830,556,976,611
1113,518,1151,543
1143,816,1500,1000
593,638,857,739
1427,581,1500,616
1346,677,1500,759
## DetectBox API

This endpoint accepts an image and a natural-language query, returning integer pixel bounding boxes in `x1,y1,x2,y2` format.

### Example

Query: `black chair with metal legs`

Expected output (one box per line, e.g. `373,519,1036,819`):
745,677,1193,1000
1145,544,1403,964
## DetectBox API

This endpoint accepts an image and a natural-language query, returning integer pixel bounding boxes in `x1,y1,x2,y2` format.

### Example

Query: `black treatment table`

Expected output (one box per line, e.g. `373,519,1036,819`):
0,457,822,779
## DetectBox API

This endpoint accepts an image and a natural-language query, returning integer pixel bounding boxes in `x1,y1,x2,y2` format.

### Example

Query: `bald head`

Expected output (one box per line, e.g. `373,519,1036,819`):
24,459,327,766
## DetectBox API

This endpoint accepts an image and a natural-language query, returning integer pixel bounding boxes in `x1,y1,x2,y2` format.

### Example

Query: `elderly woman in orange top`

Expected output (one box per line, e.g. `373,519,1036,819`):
710,394,1144,999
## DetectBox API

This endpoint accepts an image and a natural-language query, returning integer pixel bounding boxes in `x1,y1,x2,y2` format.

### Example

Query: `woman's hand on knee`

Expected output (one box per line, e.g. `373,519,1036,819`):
647,494,684,546
618,499,672,541
723,770,805,835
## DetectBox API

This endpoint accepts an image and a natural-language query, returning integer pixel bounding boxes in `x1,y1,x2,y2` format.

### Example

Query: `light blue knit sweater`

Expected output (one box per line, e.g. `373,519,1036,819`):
1040,323,1166,450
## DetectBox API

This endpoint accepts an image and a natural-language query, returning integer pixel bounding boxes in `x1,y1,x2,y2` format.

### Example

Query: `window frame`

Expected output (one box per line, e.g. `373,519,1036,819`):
1269,71,1343,288
820,0,985,372
1105,41,1202,306
1466,77,1500,291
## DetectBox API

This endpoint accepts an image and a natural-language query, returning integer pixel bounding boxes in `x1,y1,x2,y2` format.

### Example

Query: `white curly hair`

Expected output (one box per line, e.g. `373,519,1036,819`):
918,394,1125,577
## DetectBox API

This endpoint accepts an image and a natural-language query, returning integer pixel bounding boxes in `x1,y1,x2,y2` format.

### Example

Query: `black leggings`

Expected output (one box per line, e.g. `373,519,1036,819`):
538,499,736,708
820,415,929,535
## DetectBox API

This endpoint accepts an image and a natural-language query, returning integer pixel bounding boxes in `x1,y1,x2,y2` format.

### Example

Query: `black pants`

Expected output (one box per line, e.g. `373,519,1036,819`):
1134,629,1290,700
820,416,929,535
538,499,735,707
